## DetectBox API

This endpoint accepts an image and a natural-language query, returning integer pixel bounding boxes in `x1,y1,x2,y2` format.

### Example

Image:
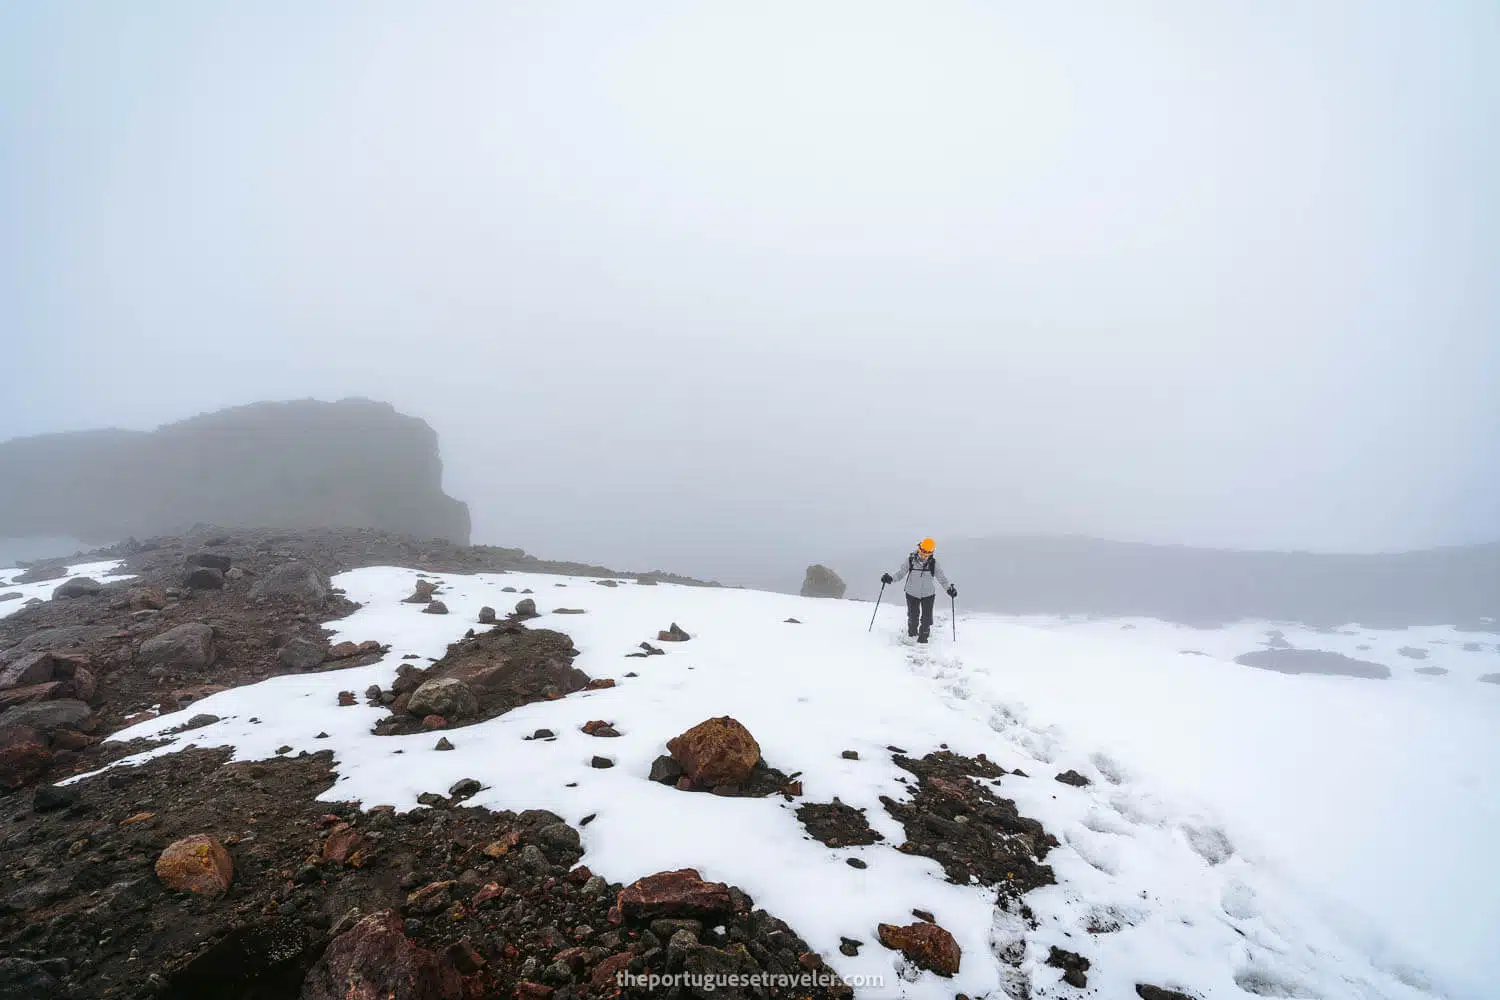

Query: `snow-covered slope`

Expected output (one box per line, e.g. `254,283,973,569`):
0,560,133,618
77,568,1492,999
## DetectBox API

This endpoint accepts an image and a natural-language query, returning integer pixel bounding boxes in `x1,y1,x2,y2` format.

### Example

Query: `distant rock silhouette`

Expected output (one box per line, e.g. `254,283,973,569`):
0,398,470,545
799,564,846,599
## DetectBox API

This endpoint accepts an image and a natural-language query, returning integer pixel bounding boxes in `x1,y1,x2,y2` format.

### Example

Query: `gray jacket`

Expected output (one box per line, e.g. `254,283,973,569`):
891,552,952,600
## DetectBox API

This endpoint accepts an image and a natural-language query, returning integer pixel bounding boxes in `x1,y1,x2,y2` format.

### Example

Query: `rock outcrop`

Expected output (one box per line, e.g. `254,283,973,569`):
0,398,471,545
799,564,847,599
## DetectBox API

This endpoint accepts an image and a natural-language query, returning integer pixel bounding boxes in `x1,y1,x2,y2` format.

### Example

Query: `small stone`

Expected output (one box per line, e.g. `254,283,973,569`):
846,857,867,870
478,606,496,624
590,756,614,769
515,598,537,616
842,750,860,760
421,600,449,615
839,937,862,956
435,737,454,751
1055,770,1090,787
449,778,482,799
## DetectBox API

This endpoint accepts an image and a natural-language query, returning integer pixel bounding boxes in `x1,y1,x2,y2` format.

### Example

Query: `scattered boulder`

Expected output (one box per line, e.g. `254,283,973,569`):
183,567,225,590
407,678,478,721
1047,946,1091,988
249,561,330,603
1055,769,1091,787
590,756,614,769
32,784,80,812
478,607,496,625
435,737,454,751
876,921,961,976
657,623,691,642
278,636,329,671
617,869,734,921
53,577,102,599
1137,986,1196,1000
649,755,684,784
402,579,439,604
155,834,234,897
515,598,537,617
300,910,462,1000
422,601,449,615
140,622,217,671
129,587,167,610
0,742,51,790
666,716,761,789
582,720,620,738
800,564,847,599
186,552,233,572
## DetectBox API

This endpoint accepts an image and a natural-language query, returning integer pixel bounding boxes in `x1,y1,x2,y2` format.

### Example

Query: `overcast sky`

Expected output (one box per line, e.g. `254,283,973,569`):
2,2,1496,582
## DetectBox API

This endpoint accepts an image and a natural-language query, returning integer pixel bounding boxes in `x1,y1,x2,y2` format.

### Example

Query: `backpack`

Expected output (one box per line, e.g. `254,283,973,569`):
908,554,935,575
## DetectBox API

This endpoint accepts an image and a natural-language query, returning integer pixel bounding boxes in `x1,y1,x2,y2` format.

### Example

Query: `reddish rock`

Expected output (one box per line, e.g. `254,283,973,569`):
155,835,234,897
0,682,66,710
421,714,447,730
591,951,633,993
50,729,96,751
657,623,691,642
405,880,457,916
617,869,734,921
483,830,522,857
391,692,412,715
585,678,616,691
337,691,357,707
666,717,762,788
328,641,361,660
471,882,504,907
877,921,961,976
514,983,554,1000
301,909,462,1000
0,724,42,749
322,823,370,867
168,684,228,709
359,640,383,653
0,742,50,790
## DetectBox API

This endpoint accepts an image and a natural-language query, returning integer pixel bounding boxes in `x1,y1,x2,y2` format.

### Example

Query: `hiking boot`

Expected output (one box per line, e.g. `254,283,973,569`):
908,628,918,638
917,634,929,644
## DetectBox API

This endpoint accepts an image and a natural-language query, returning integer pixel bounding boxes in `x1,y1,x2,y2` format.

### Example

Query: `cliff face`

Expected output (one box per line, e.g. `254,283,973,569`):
0,398,471,545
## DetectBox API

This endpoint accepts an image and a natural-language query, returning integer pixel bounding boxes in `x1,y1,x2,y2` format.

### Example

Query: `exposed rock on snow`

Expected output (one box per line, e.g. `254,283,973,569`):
657,622,690,642
877,920,961,976
1234,648,1391,679
667,716,761,787
53,577,103,599
800,564,847,599
407,678,479,721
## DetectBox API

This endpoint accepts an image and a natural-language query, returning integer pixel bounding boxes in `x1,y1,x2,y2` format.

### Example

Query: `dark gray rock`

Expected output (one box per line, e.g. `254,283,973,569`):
0,956,64,999
649,755,684,784
421,600,449,615
535,822,582,856
278,636,327,671
183,566,225,590
515,598,537,617
0,699,92,734
1234,648,1390,679
477,606,496,625
52,577,102,599
186,552,232,572
32,784,79,812
799,564,847,599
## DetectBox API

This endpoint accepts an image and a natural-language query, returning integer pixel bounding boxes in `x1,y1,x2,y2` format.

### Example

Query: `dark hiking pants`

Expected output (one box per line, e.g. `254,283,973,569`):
906,594,935,639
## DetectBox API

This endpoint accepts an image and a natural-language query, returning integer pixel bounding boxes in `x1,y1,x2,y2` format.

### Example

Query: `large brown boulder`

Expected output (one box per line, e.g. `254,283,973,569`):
877,921,961,976
155,835,234,897
140,623,217,671
300,909,462,1000
617,869,734,922
666,717,761,788
0,699,92,734
53,577,103,599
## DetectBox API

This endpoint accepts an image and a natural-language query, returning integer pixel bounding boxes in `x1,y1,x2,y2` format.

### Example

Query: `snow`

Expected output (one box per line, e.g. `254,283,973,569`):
66,567,1493,999
0,560,134,618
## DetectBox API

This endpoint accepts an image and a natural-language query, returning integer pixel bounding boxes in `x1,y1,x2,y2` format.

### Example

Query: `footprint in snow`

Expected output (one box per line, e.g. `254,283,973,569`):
1089,751,1130,785
1182,822,1235,865
1220,878,1260,921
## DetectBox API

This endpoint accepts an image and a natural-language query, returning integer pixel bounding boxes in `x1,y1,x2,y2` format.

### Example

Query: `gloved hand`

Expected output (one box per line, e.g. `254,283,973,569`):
880,573,894,585
947,585,957,598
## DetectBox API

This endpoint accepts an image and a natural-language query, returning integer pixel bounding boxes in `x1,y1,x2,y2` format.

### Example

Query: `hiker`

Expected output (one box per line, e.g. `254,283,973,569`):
881,538,957,643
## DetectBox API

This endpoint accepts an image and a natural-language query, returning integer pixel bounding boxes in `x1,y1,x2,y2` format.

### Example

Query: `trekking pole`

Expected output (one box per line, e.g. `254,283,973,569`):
868,582,886,632
951,593,957,642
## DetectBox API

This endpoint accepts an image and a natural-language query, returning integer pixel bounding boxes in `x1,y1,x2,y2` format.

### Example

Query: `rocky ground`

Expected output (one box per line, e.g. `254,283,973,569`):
0,528,1065,999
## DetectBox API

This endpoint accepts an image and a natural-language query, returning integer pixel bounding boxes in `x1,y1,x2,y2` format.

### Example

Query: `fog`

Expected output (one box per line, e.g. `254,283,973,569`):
3,2,1497,585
